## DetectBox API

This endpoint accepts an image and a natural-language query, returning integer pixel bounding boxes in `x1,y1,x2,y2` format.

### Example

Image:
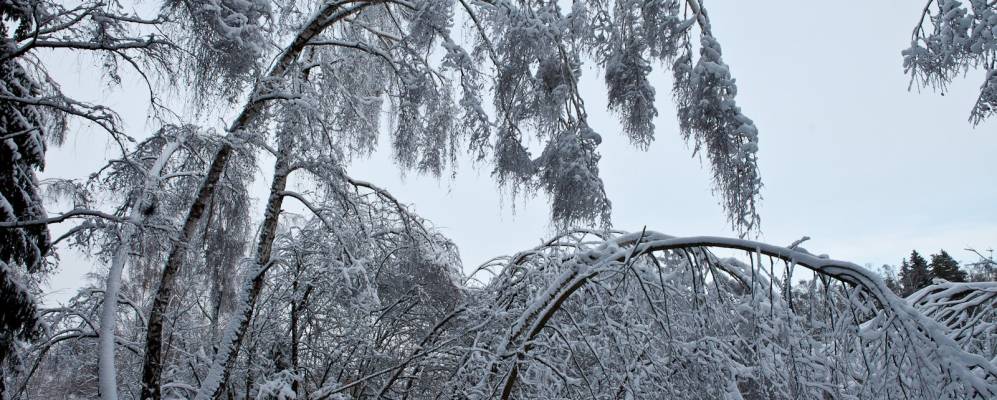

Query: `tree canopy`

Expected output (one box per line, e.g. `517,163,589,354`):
0,1,995,399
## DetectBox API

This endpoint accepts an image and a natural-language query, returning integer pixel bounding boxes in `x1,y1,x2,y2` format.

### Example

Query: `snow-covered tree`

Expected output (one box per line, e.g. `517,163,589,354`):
967,248,996,281
5,1,996,399
124,0,765,397
1,1,171,396
899,250,933,296
0,53,52,393
930,250,967,282
905,0,997,123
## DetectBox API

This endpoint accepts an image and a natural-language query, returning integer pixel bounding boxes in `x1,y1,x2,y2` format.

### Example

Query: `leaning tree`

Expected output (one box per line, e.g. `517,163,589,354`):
3,0,996,399
4,0,762,397
0,0,173,396
121,0,764,398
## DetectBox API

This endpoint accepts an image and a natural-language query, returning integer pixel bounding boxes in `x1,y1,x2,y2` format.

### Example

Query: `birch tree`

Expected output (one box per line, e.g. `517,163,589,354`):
132,0,764,397
0,1,171,397
7,1,996,400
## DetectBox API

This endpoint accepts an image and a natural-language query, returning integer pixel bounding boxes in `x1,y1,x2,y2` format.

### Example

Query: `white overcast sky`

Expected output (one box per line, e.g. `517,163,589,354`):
40,1,996,303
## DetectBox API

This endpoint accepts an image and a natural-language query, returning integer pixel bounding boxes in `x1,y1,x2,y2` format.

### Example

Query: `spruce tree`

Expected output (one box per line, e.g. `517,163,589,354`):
909,251,932,293
0,7,58,375
898,251,932,297
898,260,913,297
930,250,967,283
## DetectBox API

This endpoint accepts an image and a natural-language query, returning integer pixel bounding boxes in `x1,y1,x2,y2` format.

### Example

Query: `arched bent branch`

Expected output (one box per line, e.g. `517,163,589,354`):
497,231,997,399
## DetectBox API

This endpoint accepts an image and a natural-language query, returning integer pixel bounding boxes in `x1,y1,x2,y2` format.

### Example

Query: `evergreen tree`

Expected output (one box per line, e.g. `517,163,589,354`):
898,260,913,296
0,61,48,345
909,251,932,293
898,251,932,297
930,250,967,283
0,5,62,382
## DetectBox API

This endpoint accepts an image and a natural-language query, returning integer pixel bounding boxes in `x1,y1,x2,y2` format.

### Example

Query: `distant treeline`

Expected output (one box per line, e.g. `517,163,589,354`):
879,249,996,297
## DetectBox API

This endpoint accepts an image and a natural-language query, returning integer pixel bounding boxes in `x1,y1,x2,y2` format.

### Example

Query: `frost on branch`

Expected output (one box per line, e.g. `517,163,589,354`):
604,39,658,148
462,0,762,230
190,228,992,398
163,0,272,100
403,0,456,52
144,0,765,232
907,280,997,357
0,4,177,395
536,125,611,228
491,126,535,191
972,68,997,123
90,124,254,295
10,1,775,396
316,46,387,157
440,230,997,399
598,0,688,148
392,63,459,177
904,0,997,124
18,220,997,399
674,35,762,234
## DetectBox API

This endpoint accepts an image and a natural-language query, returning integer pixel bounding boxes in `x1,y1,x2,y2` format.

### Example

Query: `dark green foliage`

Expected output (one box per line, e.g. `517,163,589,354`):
0,6,60,366
898,251,932,296
892,249,974,297
930,250,967,283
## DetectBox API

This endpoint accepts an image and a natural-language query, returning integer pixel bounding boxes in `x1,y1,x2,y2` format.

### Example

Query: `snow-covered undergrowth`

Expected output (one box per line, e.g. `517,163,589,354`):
17,221,997,399
6,0,997,396
443,230,997,399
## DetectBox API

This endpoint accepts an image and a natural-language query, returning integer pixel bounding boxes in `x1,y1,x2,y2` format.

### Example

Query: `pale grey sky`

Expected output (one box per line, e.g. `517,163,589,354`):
40,1,996,303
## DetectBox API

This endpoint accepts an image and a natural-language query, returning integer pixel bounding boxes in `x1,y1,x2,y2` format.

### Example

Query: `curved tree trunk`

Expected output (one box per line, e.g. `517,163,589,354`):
98,138,181,400
139,144,234,399
138,3,374,398
194,135,293,400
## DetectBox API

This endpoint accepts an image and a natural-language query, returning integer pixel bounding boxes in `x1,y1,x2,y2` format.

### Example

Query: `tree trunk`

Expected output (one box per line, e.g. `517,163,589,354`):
290,264,300,396
139,4,371,397
141,0,381,400
195,135,293,400
99,138,181,400
290,259,312,397
140,144,233,399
